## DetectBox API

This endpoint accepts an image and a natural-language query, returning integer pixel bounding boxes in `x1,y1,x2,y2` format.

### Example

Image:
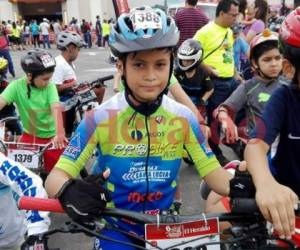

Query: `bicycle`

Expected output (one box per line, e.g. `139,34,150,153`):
19,196,300,250
60,75,114,133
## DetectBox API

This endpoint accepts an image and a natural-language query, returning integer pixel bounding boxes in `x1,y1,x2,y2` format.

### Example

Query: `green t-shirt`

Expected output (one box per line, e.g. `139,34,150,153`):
119,73,178,91
193,22,234,78
1,77,59,138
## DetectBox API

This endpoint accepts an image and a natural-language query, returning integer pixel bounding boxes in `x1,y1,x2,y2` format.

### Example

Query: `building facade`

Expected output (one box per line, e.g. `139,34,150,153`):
0,0,115,24
0,0,295,24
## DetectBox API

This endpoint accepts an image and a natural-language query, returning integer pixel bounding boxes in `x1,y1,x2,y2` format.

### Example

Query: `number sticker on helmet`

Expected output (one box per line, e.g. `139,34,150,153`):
130,10,162,33
40,54,55,68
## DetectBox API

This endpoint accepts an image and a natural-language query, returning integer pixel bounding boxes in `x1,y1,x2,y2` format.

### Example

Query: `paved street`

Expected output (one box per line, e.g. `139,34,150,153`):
8,46,236,249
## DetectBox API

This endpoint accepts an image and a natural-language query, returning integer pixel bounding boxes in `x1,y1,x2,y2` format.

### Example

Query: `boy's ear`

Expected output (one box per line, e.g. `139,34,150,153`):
26,73,32,82
282,59,295,81
251,59,258,70
116,59,124,75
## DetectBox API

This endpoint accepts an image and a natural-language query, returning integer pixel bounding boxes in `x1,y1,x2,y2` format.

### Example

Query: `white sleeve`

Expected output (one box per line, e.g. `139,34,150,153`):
51,63,65,85
0,153,50,235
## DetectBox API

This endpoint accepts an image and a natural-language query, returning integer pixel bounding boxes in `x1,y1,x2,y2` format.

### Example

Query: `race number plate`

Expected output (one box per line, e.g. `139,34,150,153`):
145,218,220,250
130,10,162,32
7,144,40,169
0,122,5,140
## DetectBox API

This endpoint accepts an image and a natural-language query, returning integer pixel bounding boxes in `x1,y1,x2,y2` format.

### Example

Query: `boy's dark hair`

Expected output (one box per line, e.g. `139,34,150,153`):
250,40,278,66
186,0,198,6
216,0,239,17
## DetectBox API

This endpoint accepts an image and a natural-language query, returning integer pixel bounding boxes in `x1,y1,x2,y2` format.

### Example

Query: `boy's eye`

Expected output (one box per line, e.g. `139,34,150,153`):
133,62,143,68
157,63,167,67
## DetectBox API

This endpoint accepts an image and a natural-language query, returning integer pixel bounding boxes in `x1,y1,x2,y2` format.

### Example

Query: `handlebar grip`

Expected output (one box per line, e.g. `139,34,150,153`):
231,198,259,214
97,75,114,82
19,196,65,213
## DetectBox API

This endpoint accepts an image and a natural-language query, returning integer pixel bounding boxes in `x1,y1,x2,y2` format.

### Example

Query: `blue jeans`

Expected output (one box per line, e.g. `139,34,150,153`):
84,32,92,48
42,35,50,49
96,34,102,47
207,77,239,156
0,49,15,77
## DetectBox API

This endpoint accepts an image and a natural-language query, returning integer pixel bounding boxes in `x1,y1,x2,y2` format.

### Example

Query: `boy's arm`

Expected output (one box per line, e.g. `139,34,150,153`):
45,167,72,197
169,82,205,124
202,89,214,102
203,167,232,196
0,96,7,111
0,155,50,235
51,102,68,148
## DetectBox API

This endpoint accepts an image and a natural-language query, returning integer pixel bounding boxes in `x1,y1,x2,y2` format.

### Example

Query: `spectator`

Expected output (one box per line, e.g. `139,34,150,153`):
175,0,209,47
244,0,268,44
95,15,102,47
10,21,23,51
0,22,15,78
193,0,239,165
101,19,110,48
30,19,40,48
81,19,92,48
23,20,31,48
241,0,268,80
53,19,62,42
40,18,51,49
231,22,249,80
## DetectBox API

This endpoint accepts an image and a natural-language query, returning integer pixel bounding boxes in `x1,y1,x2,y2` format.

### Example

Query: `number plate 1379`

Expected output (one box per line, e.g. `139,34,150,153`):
8,149,39,169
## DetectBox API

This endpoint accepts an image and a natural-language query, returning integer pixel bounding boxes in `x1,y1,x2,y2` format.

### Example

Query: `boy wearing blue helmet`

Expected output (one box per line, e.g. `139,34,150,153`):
45,6,253,249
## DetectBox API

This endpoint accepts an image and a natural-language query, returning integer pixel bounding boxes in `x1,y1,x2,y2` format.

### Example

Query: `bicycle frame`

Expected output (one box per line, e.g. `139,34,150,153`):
18,197,299,250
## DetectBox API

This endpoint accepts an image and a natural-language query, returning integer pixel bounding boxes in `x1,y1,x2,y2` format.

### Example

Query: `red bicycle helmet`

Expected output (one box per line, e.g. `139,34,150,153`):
279,7,300,59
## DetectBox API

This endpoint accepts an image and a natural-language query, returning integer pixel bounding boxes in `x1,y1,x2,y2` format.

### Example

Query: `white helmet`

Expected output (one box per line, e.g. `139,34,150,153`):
57,31,86,50
177,39,203,71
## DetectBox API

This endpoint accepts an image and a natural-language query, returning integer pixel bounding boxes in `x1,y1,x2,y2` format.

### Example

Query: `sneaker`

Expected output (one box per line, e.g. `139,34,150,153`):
216,154,230,166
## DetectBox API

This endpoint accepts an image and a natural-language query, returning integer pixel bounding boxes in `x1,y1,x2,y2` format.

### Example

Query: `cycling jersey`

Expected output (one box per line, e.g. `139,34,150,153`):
56,92,219,234
222,76,286,130
175,66,213,106
251,85,300,197
0,153,49,248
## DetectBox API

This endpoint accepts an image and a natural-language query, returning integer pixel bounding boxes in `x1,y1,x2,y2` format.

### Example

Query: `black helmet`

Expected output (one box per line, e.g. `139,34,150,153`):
177,39,203,71
21,49,56,74
109,6,179,57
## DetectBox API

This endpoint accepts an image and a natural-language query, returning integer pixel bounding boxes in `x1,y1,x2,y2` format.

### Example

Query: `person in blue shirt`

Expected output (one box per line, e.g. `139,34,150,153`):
245,8,300,241
232,22,249,81
30,20,40,48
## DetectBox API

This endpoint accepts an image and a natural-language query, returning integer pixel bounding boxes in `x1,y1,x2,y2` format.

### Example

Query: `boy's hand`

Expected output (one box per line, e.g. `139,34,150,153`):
57,169,111,222
52,134,68,149
255,181,298,239
218,115,238,144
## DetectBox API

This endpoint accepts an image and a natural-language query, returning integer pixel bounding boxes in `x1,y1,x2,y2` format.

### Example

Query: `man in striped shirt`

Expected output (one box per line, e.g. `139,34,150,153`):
175,0,209,47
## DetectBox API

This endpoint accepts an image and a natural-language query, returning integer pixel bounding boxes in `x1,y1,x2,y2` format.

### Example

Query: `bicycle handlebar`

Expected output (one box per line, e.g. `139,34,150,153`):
18,196,264,224
77,75,114,89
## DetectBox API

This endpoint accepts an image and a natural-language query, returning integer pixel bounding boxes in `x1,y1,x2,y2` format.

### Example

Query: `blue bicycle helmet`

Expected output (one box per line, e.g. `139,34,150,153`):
109,6,179,57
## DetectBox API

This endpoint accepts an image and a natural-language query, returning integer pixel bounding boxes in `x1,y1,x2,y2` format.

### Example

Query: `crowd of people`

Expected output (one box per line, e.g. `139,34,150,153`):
0,0,300,249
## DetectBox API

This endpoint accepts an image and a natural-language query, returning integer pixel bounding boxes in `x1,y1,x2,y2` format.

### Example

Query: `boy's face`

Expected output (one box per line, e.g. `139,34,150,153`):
253,48,282,79
181,59,194,67
32,72,53,88
67,44,80,61
124,49,171,102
